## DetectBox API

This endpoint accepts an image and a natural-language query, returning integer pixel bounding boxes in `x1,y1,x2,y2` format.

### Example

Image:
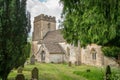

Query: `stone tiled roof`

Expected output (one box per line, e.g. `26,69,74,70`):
44,43,64,54
39,29,66,54
43,29,65,44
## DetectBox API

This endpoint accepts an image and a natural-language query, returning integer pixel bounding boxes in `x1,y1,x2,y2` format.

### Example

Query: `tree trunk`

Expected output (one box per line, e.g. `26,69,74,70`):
2,74,8,80
1,70,10,80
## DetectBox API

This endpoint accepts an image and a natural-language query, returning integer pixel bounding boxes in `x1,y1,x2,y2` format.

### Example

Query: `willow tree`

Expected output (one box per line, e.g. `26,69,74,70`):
0,0,31,80
60,0,120,59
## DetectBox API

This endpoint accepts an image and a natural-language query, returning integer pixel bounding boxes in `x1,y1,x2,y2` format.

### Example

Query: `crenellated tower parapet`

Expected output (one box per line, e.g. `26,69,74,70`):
33,14,56,41
34,14,56,23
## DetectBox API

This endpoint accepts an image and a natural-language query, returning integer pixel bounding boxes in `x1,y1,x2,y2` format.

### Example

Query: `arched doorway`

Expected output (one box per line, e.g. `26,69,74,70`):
41,51,45,62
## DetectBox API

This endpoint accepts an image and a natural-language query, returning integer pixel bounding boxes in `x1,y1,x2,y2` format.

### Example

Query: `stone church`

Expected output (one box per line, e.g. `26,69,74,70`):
32,14,118,67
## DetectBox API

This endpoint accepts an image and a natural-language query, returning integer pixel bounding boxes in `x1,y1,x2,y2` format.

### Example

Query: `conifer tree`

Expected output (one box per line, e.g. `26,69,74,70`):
0,0,31,79
60,0,120,59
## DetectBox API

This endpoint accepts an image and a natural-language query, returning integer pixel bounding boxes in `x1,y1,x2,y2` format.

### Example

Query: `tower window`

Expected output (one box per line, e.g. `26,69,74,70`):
48,23,50,31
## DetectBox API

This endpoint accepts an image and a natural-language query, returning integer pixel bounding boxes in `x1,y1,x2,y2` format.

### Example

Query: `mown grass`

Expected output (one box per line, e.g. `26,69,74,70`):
8,63,120,80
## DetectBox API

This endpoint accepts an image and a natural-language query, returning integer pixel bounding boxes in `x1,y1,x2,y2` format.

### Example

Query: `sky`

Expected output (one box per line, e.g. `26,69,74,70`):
27,0,63,36
39,0,47,2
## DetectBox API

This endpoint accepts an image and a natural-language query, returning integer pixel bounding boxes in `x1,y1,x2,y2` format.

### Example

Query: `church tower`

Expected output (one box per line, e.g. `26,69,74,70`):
32,14,56,41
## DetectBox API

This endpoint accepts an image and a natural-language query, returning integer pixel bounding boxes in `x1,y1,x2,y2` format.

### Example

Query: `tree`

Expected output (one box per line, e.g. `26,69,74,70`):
0,0,31,79
60,0,120,59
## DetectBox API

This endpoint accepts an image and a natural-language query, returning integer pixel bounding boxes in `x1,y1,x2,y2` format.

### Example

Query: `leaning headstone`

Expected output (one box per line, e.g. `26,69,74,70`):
15,74,25,80
30,55,35,65
68,61,72,67
17,67,23,73
31,67,39,80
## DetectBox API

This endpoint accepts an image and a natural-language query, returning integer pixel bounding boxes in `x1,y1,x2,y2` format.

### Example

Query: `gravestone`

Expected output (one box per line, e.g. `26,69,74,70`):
30,55,35,65
31,67,39,80
68,61,72,67
17,67,23,73
75,61,77,66
105,65,111,80
15,74,25,80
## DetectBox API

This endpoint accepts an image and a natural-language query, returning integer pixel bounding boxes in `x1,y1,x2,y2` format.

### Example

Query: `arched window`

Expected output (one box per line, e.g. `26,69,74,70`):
48,23,50,31
91,48,97,60
41,51,45,61
92,52,96,60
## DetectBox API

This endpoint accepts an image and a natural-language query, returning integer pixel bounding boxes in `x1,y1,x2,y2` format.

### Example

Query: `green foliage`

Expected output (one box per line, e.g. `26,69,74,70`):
15,42,31,68
60,0,120,58
102,46,120,59
60,0,120,46
0,0,31,79
110,71,120,80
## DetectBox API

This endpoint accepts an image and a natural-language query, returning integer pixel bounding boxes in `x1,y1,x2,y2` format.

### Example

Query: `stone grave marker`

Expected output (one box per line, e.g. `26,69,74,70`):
15,74,25,80
31,67,39,80
17,67,23,73
68,61,72,67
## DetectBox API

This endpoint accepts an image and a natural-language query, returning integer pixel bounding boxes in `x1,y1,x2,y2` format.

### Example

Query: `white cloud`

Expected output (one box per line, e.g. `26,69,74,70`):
27,0,63,36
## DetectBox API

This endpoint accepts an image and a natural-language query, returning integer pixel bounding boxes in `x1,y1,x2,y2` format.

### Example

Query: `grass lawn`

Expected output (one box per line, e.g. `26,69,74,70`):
8,63,120,80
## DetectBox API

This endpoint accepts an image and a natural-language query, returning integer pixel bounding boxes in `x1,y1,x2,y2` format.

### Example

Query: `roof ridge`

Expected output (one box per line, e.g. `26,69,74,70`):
49,29,62,32
43,29,61,39
43,29,65,44
43,31,50,39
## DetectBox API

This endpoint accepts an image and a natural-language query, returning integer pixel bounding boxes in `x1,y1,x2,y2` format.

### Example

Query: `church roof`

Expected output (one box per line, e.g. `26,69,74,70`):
42,29,65,54
42,29,65,44
44,43,64,54
39,29,66,54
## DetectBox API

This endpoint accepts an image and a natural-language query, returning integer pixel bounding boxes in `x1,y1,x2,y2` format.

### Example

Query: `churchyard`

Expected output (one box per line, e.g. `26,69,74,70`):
8,62,120,80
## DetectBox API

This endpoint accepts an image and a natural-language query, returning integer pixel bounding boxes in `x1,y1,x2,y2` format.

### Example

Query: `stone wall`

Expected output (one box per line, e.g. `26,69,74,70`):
35,44,50,63
59,42,77,63
42,44,50,63
81,46,103,67
104,56,118,67
32,41,39,55
34,14,56,22
33,41,118,67
33,14,56,41
81,44,104,66
40,20,56,39
33,21,41,41
49,54,64,63
81,44,118,67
